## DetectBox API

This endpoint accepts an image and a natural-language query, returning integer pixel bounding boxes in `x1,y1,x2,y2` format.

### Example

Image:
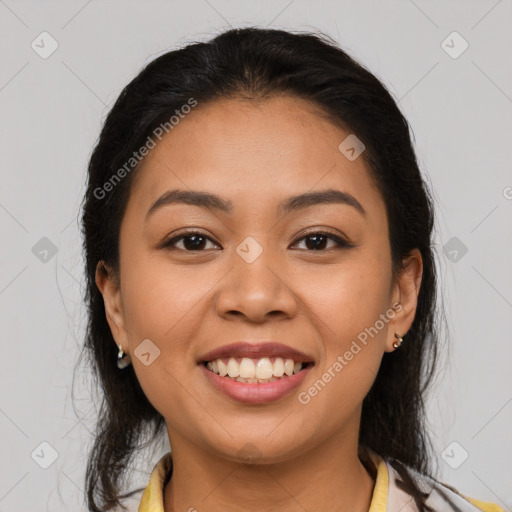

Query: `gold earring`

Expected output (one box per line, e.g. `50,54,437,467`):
393,332,404,350
117,344,132,369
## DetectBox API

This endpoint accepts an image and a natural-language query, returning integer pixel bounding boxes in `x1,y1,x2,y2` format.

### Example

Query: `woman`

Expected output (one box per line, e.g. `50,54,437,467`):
79,27,505,512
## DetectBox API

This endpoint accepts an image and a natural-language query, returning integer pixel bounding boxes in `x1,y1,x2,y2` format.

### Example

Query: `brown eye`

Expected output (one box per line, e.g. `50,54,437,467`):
162,232,219,251
160,230,352,253
291,231,351,251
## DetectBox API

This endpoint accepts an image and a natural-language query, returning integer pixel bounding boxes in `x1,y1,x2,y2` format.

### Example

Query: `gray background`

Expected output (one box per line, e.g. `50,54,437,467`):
1,1,511,510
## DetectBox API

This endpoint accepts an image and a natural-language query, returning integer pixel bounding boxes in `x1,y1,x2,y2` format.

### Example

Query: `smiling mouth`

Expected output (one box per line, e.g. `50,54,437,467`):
202,356,314,384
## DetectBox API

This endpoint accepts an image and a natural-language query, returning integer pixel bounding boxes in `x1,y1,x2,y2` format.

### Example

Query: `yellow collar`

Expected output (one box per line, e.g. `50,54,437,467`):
138,450,388,512
137,450,503,512
138,451,173,512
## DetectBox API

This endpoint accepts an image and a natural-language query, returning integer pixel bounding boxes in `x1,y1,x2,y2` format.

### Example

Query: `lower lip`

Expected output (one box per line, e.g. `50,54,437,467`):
199,363,313,404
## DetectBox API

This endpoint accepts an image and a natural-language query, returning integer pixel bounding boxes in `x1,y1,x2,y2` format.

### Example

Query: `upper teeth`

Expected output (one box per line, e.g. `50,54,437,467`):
206,357,303,379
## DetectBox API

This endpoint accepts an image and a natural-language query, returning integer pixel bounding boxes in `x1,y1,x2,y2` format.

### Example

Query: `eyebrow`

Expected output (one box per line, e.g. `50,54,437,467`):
145,188,366,220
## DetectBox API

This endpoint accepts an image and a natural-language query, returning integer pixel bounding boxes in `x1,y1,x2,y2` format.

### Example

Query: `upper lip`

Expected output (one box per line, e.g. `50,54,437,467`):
198,342,314,363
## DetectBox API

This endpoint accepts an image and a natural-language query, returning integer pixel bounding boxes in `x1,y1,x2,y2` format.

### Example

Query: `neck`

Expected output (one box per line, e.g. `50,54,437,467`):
163,430,376,512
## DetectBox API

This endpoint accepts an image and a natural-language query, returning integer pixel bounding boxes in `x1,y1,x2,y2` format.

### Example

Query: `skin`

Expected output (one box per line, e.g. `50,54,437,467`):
96,94,422,512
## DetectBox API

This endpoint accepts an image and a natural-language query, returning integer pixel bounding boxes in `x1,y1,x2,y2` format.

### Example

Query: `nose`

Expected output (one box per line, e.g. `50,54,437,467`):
214,247,298,324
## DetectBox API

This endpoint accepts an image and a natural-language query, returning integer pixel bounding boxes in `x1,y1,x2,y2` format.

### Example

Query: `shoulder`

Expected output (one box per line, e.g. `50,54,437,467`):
365,449,506,512
458,495,507,512
385,457,506,512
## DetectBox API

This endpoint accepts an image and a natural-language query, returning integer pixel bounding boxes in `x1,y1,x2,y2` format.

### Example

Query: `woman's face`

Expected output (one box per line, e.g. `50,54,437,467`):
97,94,421,464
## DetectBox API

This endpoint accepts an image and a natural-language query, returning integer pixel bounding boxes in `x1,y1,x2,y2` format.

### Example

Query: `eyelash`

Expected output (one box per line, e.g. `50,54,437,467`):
160,230,353,252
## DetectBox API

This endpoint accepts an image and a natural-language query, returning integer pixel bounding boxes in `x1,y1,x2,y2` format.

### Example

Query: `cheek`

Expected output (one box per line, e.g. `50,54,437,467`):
118,257,221,416
121,256,212,342
294,244,393,342
118,258,203,420
295,240,392,416
295,253,391,433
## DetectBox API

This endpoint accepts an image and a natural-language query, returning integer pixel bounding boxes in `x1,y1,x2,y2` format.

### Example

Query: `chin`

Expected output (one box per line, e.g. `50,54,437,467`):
206,431,308,466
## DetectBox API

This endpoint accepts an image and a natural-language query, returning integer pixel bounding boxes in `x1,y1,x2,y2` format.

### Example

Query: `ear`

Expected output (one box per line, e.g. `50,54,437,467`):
385,248,423,353
95,260,130,351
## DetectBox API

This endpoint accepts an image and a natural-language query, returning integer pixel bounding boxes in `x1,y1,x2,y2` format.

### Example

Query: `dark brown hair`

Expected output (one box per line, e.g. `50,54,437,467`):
77,26,446,511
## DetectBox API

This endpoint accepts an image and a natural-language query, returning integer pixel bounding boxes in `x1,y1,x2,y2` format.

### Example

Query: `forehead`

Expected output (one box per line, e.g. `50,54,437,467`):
126,95,384,221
